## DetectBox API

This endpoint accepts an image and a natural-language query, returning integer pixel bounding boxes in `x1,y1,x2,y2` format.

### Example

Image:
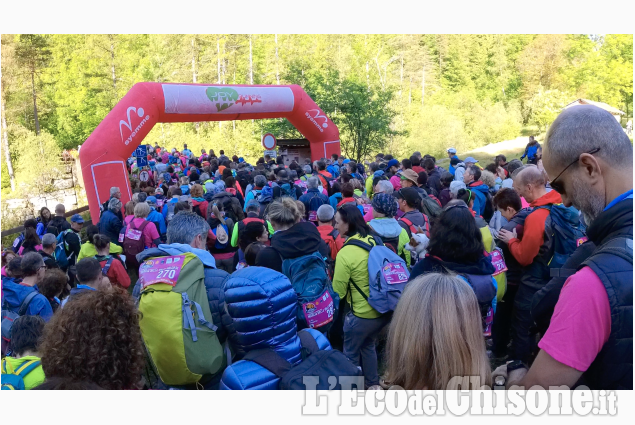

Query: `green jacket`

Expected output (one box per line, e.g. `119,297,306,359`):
2,356,45,390
365,175,374,199
77,241,123,261
332,233,382,319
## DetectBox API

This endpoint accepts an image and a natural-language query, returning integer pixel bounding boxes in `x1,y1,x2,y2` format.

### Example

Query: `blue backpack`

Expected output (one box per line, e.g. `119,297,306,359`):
344,236,410,314
279,251,339,333
54,229,71,269
1,358,41,390
279,182,298,200
537,204,586,270
307,192,327,222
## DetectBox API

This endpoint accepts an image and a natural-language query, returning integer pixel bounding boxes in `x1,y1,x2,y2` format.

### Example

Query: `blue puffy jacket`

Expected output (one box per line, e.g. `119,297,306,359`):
1,277,53,321
220,267,331,390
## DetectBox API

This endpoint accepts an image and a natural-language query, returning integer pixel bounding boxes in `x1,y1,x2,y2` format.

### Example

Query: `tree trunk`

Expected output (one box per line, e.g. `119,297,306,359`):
421,65,425,105
1,96,16,191
249,35,254,85
109,35,116,92
275,34,280,85
217,38,221,84
31,68,40,136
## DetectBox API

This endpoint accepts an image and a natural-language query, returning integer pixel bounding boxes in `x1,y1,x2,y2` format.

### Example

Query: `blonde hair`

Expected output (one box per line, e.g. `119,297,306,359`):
384,273,491,390
295,200,306,217
124,201,135,217
134,202,151,218
190,184,204,198
480,170,496,189
180,176,189,185
266,198,301,229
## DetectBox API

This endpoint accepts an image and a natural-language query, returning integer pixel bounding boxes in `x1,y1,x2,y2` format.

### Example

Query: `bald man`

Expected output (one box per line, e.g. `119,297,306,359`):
48,203,71,235
497,165,563,363
496,105,633,390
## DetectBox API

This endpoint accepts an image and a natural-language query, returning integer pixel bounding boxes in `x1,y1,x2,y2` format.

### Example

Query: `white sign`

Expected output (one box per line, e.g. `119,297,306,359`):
139,170,150,182
262,133,277,150
264,150,277,159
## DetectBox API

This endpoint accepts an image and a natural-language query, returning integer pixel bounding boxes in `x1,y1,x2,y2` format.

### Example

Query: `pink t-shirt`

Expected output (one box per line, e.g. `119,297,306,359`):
521,197,530,209
126,217,160,249
538,266,611,372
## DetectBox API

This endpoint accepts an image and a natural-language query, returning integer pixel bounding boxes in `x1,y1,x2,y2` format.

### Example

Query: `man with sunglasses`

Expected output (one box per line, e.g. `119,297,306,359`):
497,165,563,364
495,105,633,390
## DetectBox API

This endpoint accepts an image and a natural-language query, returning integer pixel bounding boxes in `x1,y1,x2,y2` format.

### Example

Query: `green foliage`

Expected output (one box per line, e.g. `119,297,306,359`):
527,87,572,132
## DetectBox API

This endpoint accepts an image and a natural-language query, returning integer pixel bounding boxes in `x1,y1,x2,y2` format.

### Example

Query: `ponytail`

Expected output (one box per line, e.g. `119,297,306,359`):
93,234,111,250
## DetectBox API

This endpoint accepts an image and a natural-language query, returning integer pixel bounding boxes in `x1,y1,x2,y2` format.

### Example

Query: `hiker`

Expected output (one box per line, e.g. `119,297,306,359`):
48,204,71,236
61,257,113,306
36,207,52,237
1,253,53,321
1,316,46,390
496,165,565,364
206,200,237,272
78,224,123,261
367,193,410,266
520,136,541,164
38,289,145,390
316,204,345,260
244,174,267,211
384,273,491,390
98,198,124,246
423,157,442,194
332,204,390,389
36,269,67,313
93,234,130,290
498,105,633,390
395,187,430,239
463,165,492,220
37,234,59,270
298,176,329,222
101,187,122,219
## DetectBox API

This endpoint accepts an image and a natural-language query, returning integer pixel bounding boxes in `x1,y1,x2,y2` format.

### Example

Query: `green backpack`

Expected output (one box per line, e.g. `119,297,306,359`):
138,252,223,386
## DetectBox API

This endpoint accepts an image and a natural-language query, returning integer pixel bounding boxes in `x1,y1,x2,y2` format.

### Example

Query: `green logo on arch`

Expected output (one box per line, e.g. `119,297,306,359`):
206,87,239,112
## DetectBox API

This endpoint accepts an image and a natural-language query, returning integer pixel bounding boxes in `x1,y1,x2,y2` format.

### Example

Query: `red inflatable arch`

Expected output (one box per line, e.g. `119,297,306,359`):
79,83,341,223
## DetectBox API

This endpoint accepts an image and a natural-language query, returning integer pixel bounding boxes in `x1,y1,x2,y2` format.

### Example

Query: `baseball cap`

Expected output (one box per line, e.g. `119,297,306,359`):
386,159,400,169
394,187,421,207
155,187,164,195
447,147,457,154
178,195,191,203
464,157,479,164
70,214,84,224
146,196,157,205
399,169,419,185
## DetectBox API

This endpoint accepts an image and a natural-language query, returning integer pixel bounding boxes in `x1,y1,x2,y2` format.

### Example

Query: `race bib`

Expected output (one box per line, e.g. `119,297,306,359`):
302,290,335,329
382,263,409,285
156,199,164,208
118,232,125,243
125,228,143,241
483,306,494,337
577,236,589,247
236,261,248,271
308,211,318,222
491,248,508,276
362,204,371,214
139,255,185,288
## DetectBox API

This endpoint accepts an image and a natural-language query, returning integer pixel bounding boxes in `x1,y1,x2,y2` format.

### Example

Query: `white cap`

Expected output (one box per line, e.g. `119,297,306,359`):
447,147,457,154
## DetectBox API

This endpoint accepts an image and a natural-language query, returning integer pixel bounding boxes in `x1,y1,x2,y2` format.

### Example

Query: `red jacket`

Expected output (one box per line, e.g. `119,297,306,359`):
508,190,562,266
317,171,332,188
97,256,131,289
317,225,344,259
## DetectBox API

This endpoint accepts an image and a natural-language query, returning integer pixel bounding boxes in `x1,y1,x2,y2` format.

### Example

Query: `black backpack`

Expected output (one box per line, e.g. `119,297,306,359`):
242,330,363,390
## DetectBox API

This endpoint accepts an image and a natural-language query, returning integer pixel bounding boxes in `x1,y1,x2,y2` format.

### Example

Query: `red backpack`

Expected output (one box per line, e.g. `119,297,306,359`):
122,220,150,271
428,194,442,208
398,215,430,238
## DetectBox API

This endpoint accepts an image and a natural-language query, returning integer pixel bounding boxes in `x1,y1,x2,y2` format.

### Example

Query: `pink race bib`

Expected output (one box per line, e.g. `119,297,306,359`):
139,255,185,288
156,199,164,208
577,236,589,247
302,290,335,329
308,211,318,222
382,263,409,285
125,228,143,241
483,306,494,337
491,248,508,276
362,204,371,214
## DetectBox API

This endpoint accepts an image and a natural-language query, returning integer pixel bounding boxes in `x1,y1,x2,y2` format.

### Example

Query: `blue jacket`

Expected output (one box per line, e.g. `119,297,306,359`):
147,209,167,235
1,277,53,322
299,188,329,218
327,164,340,178
132,244,230,343
98,210,123,244
468,182,490,217
329,193,342,210
219,267,331,390
243,189,262,212
162,198,179,221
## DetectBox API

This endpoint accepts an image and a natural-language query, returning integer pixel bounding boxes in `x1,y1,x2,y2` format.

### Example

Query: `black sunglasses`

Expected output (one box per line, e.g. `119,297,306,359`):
550,148,600,192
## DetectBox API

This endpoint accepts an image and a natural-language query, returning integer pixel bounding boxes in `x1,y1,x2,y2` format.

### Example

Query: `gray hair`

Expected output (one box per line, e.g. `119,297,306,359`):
42,233,57,248
108,198,122,213
110,186,121,197
245,200,260,213
199,173,210,182
254,175,267,188
307,176,319,189
303,165,312,175
546,105,633,169
134,202,151,218
516,165,546,187
375,180,394,195
507,159,523,177
317,204,335,222
166,212,211,245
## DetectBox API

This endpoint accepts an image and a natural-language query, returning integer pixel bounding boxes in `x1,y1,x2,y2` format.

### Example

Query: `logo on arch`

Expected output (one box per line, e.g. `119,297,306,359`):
305,109,328,132
120,106,151,145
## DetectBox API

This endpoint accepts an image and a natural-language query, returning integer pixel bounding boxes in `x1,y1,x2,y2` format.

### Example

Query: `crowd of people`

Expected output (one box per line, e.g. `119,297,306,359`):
1,105,632,391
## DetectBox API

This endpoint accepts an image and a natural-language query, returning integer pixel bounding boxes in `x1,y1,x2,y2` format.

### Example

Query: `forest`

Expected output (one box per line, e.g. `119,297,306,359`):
1,34,633,198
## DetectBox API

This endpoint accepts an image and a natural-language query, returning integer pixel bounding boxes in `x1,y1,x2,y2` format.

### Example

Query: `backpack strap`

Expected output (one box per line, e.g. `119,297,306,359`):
138,220,150,232
343,239,373,252
18,291,39,316
328,229,340,239
14,359,41,378
102,257,114,275
580,236,633,270
242,348,293,379
298,329,320,355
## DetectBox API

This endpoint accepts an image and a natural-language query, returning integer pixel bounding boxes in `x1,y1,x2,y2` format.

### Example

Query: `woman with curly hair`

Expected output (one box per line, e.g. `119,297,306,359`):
38,288,145,390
